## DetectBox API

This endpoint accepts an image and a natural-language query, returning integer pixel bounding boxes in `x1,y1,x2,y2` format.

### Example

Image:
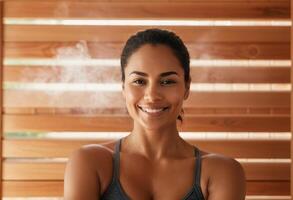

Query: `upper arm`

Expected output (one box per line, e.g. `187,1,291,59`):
207,156,246,200
64,147,100,200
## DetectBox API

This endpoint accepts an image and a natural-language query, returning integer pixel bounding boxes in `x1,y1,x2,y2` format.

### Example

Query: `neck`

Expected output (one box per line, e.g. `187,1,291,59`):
122,122,191,161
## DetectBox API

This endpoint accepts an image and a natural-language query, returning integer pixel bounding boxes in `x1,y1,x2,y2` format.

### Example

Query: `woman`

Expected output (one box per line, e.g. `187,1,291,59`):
64,28,246,200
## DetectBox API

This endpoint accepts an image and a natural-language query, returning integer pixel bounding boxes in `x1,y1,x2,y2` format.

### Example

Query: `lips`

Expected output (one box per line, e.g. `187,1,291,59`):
137,105,169,114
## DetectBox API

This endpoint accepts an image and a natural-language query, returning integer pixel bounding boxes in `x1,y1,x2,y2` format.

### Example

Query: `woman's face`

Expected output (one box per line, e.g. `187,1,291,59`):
122,44,190,131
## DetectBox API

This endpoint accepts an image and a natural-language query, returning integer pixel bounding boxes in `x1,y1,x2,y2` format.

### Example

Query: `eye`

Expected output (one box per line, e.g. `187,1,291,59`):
133,79,146,85
160,79,176,85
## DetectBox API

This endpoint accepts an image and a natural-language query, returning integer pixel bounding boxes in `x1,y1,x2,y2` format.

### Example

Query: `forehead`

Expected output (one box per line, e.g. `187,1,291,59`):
125,44,183,74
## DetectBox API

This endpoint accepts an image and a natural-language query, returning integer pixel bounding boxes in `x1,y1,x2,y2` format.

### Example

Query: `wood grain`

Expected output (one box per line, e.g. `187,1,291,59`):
4,90,290,108
2,0,291,198
0,1,3,198
290,2,293,196
3,139,290,158
2,181,289,196
4,26,290,42
4,66,290,83
3,161,289,181
4,42,290,60
4,1,290,19
3,114,290,132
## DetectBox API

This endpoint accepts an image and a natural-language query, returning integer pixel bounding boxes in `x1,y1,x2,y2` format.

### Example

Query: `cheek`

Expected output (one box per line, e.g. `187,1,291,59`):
172,95,185,110
165,89,186,112
166,87,185,102
124,86,143,105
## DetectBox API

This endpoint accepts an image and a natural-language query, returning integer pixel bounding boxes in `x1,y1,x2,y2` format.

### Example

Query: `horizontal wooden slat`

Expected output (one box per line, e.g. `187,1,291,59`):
245,181,290,196
3,0,288,1
3,107,290,116
3,161,289,181
3,91,290,108
3,162,65,180
2,181,289,197
3,181,63,197
4,66,291,83
247,198,290,200
241,163,290,181
3,139,290,158
4,26,290,42
4,42,290,60
4,1,290,19
3,114,290,132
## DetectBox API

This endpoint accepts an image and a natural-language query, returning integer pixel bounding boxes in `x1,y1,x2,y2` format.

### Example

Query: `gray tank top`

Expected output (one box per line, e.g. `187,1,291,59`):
101,138,205,200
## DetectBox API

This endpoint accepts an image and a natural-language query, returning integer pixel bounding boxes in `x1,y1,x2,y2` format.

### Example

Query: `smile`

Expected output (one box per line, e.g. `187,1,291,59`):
138,106,169,114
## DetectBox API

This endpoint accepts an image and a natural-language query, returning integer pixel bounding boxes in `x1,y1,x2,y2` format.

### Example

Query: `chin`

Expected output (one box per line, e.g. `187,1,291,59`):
138,119,176,132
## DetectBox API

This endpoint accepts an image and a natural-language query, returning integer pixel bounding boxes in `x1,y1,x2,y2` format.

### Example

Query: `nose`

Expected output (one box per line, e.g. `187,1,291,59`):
144,83,163,102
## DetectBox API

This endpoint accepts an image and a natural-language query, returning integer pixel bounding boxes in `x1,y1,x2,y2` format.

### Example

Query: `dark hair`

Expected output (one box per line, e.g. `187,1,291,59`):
120,28,190,121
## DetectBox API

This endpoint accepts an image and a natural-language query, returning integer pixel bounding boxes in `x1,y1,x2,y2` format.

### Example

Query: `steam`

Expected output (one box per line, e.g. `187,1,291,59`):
21,41,125,115
55,41,92,83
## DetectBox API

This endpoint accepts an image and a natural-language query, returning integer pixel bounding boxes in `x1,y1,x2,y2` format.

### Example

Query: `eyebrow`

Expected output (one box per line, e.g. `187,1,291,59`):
129,71,178,77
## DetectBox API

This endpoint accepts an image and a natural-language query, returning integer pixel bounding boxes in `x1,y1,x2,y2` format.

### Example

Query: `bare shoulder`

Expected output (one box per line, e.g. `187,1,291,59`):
64,140,118,200
74,141,116,162
201,152,246,200
202,152,244,174
70,140,118,181
70,142,113,159
67,141,115,171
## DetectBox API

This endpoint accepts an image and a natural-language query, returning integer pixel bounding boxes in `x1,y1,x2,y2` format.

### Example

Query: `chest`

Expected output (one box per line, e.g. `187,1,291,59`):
116,154,208,200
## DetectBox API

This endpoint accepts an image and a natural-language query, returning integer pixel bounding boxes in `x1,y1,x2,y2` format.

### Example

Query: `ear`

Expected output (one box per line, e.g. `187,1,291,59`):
122,82,126,98
184,88,190,100
184,80,190,100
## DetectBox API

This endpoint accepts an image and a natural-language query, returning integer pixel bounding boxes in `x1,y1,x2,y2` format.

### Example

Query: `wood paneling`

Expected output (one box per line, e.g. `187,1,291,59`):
3,162,66,180
2,181,289,197
4,66,290,83
245,181,290,196
2,0,291,198
4,42,290,60
0,1,3,198
3,139,290,158
3,91,290,108
3,161,289,181
3,181,63,197
4,1,290,19
3,114,290,132
3,107,290,116
4,26,290,42
291,1,293,199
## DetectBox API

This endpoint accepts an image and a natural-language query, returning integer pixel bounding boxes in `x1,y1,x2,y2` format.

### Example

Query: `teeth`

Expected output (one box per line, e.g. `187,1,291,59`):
140,107,165,113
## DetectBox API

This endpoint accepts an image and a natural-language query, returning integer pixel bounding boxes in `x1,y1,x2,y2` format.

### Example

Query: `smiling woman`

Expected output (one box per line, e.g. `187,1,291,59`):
64,28,246,200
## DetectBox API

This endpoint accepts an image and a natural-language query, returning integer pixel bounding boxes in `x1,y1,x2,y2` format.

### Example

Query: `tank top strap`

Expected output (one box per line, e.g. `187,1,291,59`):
193,146,202,186
113,138,122,179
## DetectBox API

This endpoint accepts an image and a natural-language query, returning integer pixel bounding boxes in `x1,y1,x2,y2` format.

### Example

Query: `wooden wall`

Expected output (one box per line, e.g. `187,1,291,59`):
1,0,291,199
0,0,3,198
291,0,293,198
